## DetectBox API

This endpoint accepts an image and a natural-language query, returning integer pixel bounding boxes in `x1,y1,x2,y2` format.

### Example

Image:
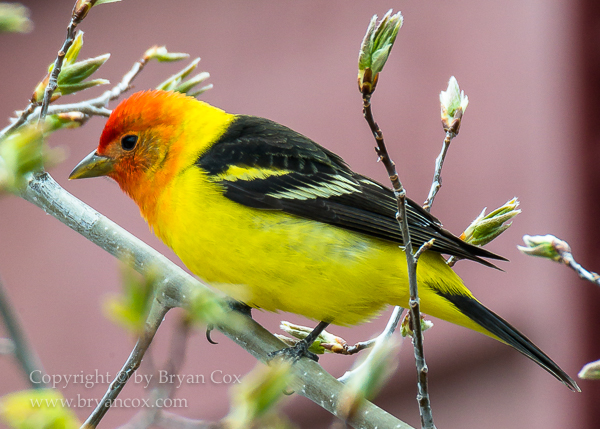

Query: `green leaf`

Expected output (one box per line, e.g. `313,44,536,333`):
187,84,213,98
357,10,403,75
579,359,600,380
58,54,110,85
64,32,84,66
461,198,520,247
517,234,567,262
57,78,109,96
144,46,189,62
44,113,86,132
156,58,200,91
173,72,210,95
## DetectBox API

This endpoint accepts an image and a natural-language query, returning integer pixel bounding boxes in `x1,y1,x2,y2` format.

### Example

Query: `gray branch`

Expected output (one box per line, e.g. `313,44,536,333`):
18,171,413,429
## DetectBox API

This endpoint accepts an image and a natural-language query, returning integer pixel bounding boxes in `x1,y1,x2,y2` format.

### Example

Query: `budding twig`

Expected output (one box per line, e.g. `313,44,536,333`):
357,11,435,428
37,1,94,124
518,234,600,286
422,131,454,213
423,76,468,213
362,89,435,429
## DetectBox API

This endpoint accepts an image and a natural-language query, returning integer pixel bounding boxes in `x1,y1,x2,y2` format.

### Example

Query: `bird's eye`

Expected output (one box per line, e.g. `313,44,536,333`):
121,134,138,151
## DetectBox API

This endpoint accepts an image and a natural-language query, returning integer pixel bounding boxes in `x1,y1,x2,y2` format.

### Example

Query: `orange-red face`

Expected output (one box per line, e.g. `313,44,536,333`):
69,90,186,197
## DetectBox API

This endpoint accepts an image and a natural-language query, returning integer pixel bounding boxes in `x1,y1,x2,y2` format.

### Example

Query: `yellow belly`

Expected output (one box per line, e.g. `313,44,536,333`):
149,167,480,329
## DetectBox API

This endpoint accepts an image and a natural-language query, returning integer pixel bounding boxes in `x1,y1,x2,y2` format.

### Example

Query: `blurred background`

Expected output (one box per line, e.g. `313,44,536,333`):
1,0,600,427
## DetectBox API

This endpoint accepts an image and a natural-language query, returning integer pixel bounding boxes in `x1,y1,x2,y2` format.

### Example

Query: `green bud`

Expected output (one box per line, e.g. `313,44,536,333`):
143,45,189,62
578,359,600,380
156,58,200,91
461,198,520,247
358,9,403,93
34,34,109,102
45,112,86,131
517,234,569,262
64,31,84,66
174,72,210,96
400,313,434,338
440,76,469,133
31,74,51,103
56,78,110,96
0,2,33,33
73,0,121,22
187,84,213,98
58,54,110,86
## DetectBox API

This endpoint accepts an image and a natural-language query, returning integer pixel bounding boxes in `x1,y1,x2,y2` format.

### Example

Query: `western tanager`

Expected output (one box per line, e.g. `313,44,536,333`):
69,90,578,391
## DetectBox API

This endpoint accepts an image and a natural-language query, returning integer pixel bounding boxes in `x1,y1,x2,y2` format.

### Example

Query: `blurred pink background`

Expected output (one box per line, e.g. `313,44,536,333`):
1,0,600,427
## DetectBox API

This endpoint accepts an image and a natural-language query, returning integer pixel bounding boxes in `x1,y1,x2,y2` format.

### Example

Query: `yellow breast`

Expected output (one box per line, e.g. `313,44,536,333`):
145,165,473,328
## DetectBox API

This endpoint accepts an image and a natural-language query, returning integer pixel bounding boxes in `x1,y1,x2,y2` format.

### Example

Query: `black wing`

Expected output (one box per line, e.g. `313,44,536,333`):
196,115,505,267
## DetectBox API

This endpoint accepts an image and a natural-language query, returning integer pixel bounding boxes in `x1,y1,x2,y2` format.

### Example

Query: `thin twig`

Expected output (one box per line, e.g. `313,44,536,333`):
422,131,455,212
38,0,99,124
19,172,413,429
414,239,435,261
523,236,600,285
362,90,436,429
2,103,38,138
559,250,600,285
0,276,47,388
1,51,152,139
118,314,194,428
83,298,170,428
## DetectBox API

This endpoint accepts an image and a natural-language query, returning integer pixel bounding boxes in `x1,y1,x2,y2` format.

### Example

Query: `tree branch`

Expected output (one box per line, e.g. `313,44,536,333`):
362,90,435,429
18,172,413,429
422,130,455,212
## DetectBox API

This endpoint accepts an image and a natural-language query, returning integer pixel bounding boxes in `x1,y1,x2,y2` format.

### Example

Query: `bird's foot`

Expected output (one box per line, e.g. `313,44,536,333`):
268,339,319,363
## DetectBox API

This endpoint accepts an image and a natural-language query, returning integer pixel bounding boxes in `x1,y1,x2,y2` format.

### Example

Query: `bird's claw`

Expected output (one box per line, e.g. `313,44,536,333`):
267,340,319,363
205,325,218,345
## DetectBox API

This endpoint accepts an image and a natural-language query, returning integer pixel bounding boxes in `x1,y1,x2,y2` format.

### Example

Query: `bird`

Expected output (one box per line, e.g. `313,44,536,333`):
69,89,578,391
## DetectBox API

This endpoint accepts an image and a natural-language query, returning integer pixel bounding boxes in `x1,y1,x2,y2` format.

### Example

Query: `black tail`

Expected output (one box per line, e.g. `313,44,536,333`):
438,292,580,391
